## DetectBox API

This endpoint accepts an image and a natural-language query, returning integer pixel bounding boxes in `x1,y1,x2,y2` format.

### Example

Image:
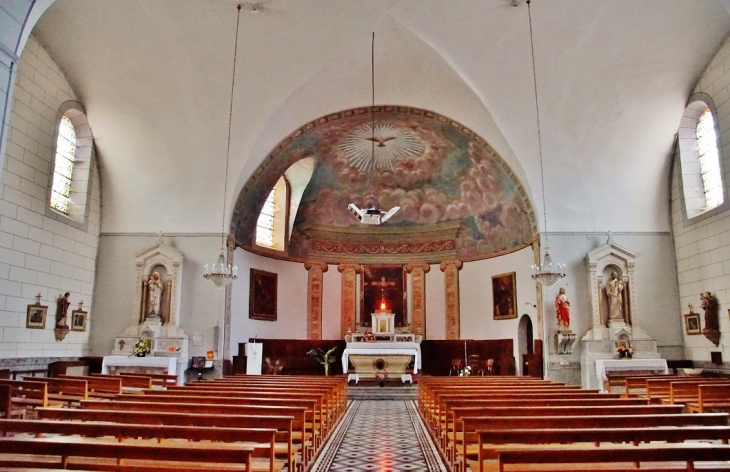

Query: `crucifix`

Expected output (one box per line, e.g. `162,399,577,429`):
370,276,396,310
78,301,85,311
35,293,42,305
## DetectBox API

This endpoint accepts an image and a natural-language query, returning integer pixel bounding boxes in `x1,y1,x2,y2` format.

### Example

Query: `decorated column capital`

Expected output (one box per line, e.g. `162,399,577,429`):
439,260,463,272
337,262,361,274
405,262,431,274
305,261,329,273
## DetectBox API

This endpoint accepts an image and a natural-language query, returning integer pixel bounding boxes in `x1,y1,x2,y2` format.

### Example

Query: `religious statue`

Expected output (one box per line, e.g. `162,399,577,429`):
700,291,721,346
555,287,570,331
606,272,624,321
55,292,70,329
147,272,164,317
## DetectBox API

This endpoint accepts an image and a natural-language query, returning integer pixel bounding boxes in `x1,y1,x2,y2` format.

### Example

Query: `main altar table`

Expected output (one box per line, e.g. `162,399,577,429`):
102,356,178,381
595,358,668,392
342,341,421,374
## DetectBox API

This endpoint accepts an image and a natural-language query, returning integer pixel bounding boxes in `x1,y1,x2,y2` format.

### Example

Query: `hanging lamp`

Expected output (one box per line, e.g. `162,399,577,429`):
204,4,242,288
525,0,565,288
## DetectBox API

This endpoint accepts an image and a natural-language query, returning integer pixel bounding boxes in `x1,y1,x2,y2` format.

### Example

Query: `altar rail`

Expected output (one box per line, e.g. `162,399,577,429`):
235,338,517,376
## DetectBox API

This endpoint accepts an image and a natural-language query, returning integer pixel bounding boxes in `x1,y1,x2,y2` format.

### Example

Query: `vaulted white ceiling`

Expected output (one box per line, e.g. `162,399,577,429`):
31,0,730,234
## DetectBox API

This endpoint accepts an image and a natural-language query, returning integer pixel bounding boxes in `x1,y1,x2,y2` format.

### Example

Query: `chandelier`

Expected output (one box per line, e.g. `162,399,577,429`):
347,32,400,225
204,4,242,288
525,0,565,288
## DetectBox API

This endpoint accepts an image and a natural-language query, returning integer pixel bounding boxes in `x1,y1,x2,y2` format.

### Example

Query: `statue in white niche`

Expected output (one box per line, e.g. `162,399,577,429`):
147,271,164,317
606,272,624,322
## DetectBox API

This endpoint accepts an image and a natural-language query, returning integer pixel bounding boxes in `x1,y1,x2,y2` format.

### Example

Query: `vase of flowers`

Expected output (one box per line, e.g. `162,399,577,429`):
459,365,472,377
376,367,389,387
132,338,151,357
616,344,635,359
363,330,375,342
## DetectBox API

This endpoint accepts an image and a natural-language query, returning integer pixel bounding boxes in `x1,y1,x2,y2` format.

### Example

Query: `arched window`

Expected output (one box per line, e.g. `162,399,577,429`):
696,108,723,210
46,101,96,229
255,176,288,250
677,94,727,221
50,115,76,213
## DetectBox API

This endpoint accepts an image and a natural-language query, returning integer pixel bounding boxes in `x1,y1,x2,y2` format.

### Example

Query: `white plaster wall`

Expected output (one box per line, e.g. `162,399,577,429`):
229,250,309,351
0,36,100,358
672,34,730,363
92,235,224,359
459,247,538,370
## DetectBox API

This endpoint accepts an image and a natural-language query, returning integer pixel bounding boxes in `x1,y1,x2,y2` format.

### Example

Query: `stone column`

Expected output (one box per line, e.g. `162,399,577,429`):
337,263,361,337
531,236,544,342
405,262,430,336
305,262,328,340
223,235,236,374
440,260,463,340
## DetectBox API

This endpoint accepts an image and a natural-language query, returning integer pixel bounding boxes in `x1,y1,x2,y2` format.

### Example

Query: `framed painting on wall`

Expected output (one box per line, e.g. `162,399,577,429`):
492,272,517,320
71,310,87,331
684,313,701,335
26,304,48,329
250,268,277,321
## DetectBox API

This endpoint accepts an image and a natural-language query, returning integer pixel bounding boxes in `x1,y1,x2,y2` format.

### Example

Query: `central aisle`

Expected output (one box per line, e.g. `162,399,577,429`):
311,400,446,472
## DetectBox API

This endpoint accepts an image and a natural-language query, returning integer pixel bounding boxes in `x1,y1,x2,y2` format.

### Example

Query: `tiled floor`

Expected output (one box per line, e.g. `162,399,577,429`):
311,400,446,472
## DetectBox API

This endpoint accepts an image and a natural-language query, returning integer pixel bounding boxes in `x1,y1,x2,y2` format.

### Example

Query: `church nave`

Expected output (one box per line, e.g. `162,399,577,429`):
311,400,446,472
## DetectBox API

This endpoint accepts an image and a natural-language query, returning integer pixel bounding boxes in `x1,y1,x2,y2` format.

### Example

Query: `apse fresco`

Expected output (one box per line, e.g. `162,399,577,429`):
233,107,535,262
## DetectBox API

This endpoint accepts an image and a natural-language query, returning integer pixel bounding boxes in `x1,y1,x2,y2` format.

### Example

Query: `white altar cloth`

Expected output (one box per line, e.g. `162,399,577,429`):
102,355,177,375
595,358,668,390
342,341,421,374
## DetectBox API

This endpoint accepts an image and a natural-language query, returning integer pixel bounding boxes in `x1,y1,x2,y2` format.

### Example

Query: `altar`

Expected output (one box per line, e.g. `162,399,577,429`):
101,355,180,384
342,341,421,383
595,358,668,392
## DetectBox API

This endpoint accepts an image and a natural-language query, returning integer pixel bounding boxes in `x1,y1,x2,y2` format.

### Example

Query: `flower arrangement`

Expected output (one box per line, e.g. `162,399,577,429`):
132,338,151,357
459,365,472,377
363,330,375,341
376,367,389,381
616,344,636,359
306,346,338,376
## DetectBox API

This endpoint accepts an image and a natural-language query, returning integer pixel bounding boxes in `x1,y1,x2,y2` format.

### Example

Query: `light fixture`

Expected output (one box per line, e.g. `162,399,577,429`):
347,32,400,225
204,4,242,288
525,0,565,288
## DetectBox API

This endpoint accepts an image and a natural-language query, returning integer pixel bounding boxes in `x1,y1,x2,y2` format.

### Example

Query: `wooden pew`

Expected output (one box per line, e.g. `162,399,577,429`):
0,436,254,471
118,393,325,447
38,408,296,472
669,379,730,405
78,400,311,469
0,385,23,420
0,379,62,409
457,413,729,472
645,376,730,403
120,372,177,388
0,418,279,472
59,374,122,398
444,404,685,466
688,384,730,413
605,373,676,397
92,373,153,390
24,376,88,405
494,444,730,472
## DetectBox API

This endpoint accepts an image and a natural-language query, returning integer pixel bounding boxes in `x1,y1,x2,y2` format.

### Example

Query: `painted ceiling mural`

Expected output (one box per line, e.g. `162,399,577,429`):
231,106,537,263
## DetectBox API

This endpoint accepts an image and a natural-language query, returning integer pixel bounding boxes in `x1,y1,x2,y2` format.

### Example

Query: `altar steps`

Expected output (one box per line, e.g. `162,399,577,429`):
348,384,418,401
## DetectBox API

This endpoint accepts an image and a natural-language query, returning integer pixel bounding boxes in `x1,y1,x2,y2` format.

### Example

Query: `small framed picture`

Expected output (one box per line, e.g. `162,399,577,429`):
206,350,215,360
71,310,87,332
26,304,47,329
684,313,701,335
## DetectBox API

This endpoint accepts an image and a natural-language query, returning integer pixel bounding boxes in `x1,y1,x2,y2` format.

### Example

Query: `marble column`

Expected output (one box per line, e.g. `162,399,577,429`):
531,236,544,343
223,235,236,374
337,263,360,337
305,262,328,340
440,260,463,340
405,262,430,336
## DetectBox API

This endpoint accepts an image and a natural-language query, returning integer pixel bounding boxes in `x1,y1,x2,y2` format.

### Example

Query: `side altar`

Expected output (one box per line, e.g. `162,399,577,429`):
111,235,189,384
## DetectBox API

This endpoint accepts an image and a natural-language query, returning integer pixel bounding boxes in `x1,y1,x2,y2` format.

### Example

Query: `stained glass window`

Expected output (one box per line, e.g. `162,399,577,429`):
50,116,76,213
696,108,724,210
255,187,276,247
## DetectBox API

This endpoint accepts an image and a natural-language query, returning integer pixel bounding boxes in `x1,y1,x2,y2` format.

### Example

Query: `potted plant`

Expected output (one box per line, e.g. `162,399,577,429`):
306,346,338,376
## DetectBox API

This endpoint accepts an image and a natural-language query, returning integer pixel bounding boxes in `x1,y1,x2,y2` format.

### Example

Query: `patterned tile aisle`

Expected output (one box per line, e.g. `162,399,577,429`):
310,400,446,472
